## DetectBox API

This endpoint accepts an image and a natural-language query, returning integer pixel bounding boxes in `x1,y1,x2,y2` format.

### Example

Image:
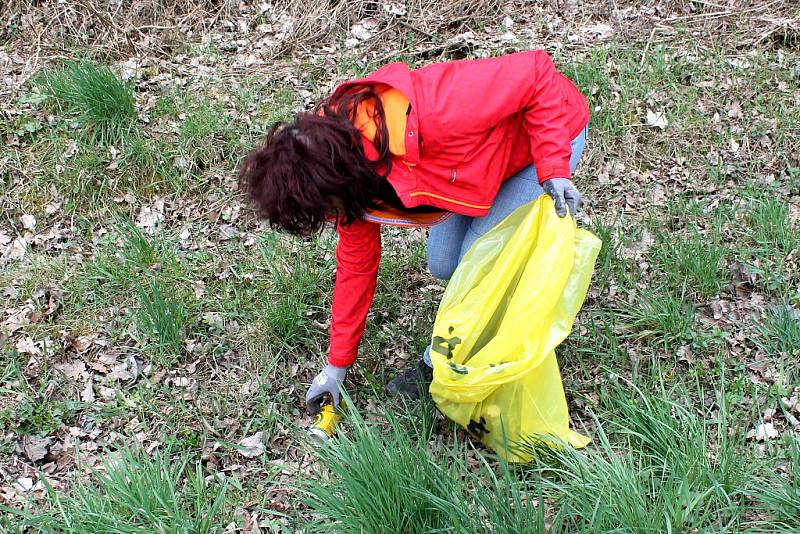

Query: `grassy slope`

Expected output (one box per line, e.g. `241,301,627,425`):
1,3,799,532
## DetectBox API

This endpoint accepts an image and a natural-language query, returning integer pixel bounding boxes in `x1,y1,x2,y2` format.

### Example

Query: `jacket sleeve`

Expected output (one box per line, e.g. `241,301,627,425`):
414,50,588,182
327,217,382,367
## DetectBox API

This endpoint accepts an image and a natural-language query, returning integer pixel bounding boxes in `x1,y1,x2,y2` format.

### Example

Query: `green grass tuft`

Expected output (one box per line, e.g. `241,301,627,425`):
136,278,188,360
257,234,332,345
301,402,458,533
754,301,800,383
744,196,799,293
301,400,545,533
0,397,80,437
749,436,800,532
749,197,798,255
6,446,230,532
118,219,161,268
652,232,728,300
531,377,755,532
588,216,627,292
754,302,800,357
616,288,697,348
39,61,137,145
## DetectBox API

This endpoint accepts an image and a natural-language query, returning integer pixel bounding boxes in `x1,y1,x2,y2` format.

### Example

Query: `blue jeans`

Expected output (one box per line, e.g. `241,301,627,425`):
423,126,588,366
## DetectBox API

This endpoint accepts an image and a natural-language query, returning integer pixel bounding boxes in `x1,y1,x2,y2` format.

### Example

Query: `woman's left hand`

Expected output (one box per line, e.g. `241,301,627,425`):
542,178,583,218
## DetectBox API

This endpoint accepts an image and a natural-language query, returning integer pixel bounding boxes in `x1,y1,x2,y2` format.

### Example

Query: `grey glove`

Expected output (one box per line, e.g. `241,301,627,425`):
305,363,348,415
542,178,583,218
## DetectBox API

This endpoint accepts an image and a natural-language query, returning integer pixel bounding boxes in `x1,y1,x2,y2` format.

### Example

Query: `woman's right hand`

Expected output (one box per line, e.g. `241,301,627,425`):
305,363,348,414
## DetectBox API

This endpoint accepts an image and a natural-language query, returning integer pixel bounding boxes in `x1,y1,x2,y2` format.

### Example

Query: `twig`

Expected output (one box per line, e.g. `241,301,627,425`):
639,27,658,68
693,0,734,10
74,0,136,53
396,19,435,40
205,2,228,32
749,16,799,48
359,23,402,56
682,187,724,197
665,0,784,22
374,38,473,65
33,4,69,71
196,404,223,438
133,24,178,31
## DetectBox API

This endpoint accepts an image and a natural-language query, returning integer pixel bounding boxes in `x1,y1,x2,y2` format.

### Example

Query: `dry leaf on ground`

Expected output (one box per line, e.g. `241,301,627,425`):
747,422,779,442
238,432,265,458
646,109,668,129
20,436,52,463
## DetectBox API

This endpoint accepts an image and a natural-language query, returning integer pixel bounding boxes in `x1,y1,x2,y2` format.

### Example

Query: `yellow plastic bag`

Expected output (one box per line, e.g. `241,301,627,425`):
428,195,601,462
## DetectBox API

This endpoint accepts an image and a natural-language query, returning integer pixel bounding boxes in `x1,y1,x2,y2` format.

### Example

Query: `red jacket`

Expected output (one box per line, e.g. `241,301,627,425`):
327,51,589,367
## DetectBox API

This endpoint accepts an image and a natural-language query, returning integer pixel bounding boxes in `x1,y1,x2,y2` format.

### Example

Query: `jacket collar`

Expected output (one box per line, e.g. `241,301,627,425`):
333,62,419,165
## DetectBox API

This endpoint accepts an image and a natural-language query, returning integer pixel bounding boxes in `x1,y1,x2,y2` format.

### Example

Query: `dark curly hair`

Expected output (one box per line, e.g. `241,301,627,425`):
239,86,394,236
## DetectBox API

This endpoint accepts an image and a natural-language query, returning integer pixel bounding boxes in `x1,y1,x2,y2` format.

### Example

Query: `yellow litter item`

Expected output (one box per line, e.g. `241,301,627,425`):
428,195,601,462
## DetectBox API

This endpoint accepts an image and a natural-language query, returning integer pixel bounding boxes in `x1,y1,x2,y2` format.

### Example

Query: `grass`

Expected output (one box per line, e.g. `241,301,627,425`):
754,301,800,384
302,402,460,533
0,359,83,439
58,223,190,347
651,231,728,300
136,277,189,360
755,302,800,358
1,397,80,437
299,375,795,533
522,374,755,532
749,436,800,532
255,233,334,346
38,61,137,146
2,6,800,532
575,311,630,369
588,216,628,292
119,132,174,186
615,287,697,348
118,218,162,268
176,99,241,177
7,446,232,532
301,397,547,534
9,67,258,213
744,196,799,293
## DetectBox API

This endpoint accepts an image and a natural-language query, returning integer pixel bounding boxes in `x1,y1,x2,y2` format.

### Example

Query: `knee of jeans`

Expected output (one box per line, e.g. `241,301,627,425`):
427,255,457,281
